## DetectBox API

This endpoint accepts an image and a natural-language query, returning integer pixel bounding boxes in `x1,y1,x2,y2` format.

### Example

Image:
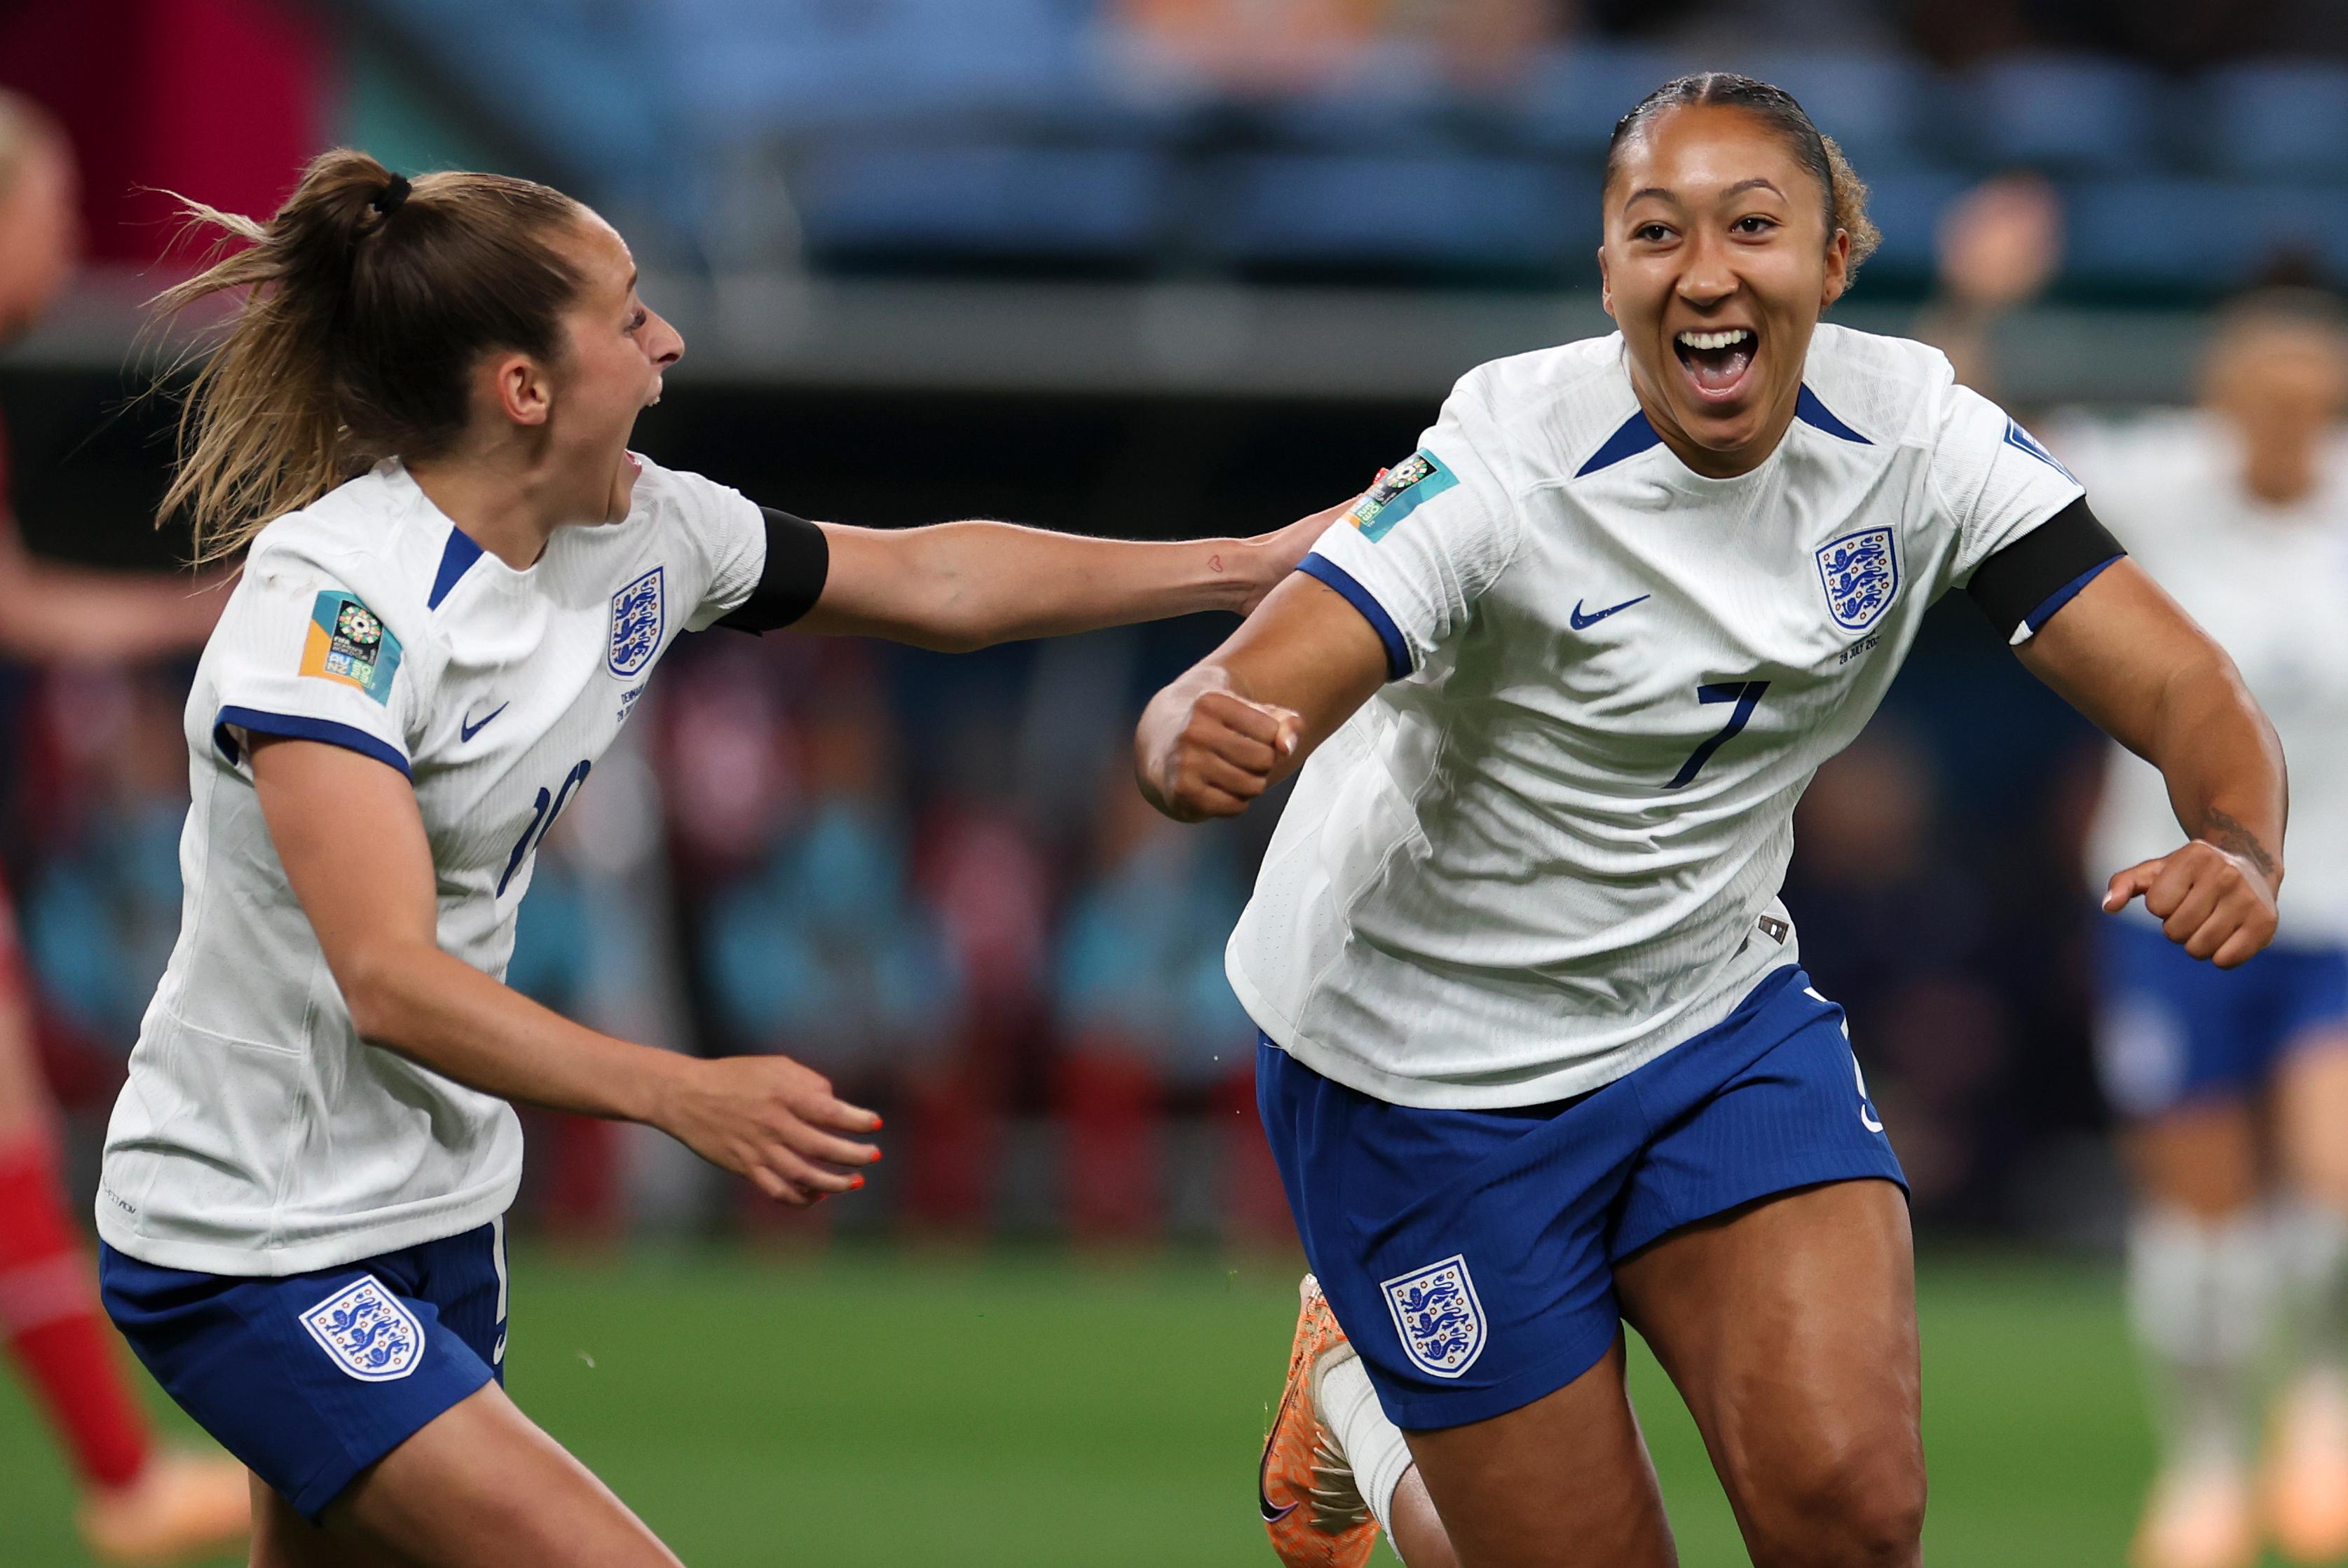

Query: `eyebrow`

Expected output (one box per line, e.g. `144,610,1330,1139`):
1620,177,1787,209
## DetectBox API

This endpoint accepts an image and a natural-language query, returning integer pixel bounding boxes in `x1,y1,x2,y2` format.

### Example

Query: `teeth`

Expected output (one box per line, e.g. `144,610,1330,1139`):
1677,329,1753,350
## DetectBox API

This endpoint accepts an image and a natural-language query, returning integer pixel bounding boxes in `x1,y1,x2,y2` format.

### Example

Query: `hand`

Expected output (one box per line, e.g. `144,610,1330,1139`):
1235,499,1355,615
653,1054,882,1205
1141,686,1301,821
2103,839,2280,969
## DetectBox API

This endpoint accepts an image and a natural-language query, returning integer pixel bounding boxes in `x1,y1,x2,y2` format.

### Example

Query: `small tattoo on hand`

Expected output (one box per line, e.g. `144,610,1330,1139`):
1209,554,1224,573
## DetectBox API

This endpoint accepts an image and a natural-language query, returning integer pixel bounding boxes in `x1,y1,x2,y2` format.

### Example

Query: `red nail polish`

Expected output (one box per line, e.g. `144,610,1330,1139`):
871,1116,885,1131
871,1148,884,1162
851,1175,866,1190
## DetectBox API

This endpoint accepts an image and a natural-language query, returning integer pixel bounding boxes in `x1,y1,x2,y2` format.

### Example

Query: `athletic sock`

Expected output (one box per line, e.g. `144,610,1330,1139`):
1318,1350,1416,1538
0,1134,151,1491
2127,1206,2274,1471
2276,1199,2348,1385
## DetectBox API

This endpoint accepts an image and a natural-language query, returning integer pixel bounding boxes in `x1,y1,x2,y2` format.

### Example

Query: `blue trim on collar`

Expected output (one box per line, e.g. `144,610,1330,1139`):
213,707,413,780
1574,409,1665,477
1795,386,1871,444
428,526,486,610
1298,554,1412,681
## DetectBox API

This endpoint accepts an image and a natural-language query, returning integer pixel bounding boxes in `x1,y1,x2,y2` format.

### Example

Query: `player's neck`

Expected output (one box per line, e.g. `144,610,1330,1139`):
1628,371,1801,481
404,451,580,570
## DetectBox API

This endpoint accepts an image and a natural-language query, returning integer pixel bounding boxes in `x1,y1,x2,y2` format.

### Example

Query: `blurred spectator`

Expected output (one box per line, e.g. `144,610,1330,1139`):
1051,767,1264,1243
1112,0,1386,95
19,669,186,1070
1912,172,2066,402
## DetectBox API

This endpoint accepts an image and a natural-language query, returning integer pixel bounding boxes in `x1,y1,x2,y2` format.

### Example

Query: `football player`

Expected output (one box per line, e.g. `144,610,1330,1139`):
1136,73,2285,1568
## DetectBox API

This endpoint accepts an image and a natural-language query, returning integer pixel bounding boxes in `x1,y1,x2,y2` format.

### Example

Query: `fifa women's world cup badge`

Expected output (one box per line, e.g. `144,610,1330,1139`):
1381,1254,1487,1379
1815,527,1900,634
299,1275,425,1382
300,592,404,704
608,566,665,678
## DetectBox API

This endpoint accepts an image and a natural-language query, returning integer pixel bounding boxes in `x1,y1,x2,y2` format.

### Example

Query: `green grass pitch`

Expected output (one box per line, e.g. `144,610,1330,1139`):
0,1248,2258,1565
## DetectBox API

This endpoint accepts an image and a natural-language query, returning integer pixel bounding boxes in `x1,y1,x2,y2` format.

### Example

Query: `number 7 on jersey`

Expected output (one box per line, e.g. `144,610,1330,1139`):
1667,680,1770,790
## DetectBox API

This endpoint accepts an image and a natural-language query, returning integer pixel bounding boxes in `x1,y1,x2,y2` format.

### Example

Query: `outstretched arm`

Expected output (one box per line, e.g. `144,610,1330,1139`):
1134,568,1391,821
796,502,1344,652
250,737,882,1204
2019,558,2285,967
0,514,226,662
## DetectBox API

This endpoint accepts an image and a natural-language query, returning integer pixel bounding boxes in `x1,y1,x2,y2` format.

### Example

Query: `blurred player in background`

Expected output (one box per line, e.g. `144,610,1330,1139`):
0,89,247,1566
98,149,1327,1568
1137,74,2287,1568
2058,289,2348,1568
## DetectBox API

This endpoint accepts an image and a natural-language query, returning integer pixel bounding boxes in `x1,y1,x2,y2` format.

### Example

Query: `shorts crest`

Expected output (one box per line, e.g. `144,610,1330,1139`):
299,1275,425,1382
1815,526,1899,634
1380,1254,1486,1379
608,566,665,677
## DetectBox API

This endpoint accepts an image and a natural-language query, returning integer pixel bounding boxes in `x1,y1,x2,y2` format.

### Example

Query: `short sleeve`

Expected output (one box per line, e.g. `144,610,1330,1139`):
207,549,416,779
636,459,770,632
1299,376,1523,680
1931,383,2088,590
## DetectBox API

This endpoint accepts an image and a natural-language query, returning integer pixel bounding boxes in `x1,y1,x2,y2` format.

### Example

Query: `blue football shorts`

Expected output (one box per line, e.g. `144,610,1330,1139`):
1256,965,1906,1431
2093,915,2348,1119
100,1218,508,1521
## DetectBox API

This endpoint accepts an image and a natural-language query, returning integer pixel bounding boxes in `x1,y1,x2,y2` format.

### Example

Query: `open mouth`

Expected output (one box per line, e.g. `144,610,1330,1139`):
1672,327,1758,405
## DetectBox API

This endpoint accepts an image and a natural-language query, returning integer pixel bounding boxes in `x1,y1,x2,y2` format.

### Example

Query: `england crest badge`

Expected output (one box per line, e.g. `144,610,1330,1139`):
299,1275,425,1382
1380,1254,1486,1379
608,566,665,678
1815,527,1899,634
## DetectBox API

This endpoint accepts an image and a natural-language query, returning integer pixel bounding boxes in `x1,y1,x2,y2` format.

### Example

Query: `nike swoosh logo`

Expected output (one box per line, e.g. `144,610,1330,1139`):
460,703,509,743
1569,594,1650,631
1257,1386,1299,1523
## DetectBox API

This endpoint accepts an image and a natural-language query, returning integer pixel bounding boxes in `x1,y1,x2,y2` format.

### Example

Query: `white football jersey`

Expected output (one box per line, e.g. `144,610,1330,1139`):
2058,410,2348,948
99,456,767,1275
1229,325,2085,1109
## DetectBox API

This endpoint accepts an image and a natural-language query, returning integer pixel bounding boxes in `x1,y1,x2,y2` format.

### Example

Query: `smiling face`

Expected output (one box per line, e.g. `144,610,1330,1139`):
545,213,684,523
1599,103,1849,478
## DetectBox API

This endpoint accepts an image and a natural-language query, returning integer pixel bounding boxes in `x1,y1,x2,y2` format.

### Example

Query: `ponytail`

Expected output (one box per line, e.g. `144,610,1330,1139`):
152,149,586,564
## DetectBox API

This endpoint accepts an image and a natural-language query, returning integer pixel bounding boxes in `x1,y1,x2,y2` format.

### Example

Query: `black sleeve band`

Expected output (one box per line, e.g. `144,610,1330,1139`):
716,507,830,634
1965,496,2125,640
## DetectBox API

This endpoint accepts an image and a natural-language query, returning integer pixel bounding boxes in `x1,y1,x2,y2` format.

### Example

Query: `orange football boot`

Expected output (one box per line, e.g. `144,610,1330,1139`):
1260,1274,1379,1568
2266,1370,2348,1563
79,1450,252,1567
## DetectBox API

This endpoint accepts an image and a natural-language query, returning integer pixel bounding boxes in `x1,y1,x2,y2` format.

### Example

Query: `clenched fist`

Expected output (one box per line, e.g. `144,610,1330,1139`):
2103,836,2280,969
1138,687,1302,822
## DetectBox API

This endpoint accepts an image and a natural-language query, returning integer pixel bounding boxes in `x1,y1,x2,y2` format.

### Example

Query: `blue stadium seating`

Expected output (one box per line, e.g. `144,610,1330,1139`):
1960,53,2162,175
346,0,2348,295
2204,62,2348,179
1203,152,1580,276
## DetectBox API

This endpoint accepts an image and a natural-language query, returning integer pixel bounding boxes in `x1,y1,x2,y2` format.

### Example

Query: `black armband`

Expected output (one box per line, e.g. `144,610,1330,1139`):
1965,496,2125,642
716,507,830,634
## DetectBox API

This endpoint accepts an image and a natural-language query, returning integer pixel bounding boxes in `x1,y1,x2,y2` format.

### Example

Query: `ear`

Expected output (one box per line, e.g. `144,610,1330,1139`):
1597,246,1615,321
486,352,553,429
1820,229,1852,311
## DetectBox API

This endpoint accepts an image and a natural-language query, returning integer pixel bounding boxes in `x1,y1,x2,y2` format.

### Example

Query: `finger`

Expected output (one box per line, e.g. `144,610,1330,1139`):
1185,752,1272,801
2160,875,2225,947
800,1096,883,1135
1173,782,1251,820
767,1149,864,1196
747,1164,805,1206
1272,711,1302,758
1193,690,1287,747
2105,859,2164,912
2181,908,2234,962
2212,920,2274,969
1196,724,1280,775
784,1126,884,1168
2143,854,2205,922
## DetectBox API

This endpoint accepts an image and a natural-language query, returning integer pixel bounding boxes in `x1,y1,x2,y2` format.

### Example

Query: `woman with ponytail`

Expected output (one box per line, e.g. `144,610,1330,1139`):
93,148,1324,1566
